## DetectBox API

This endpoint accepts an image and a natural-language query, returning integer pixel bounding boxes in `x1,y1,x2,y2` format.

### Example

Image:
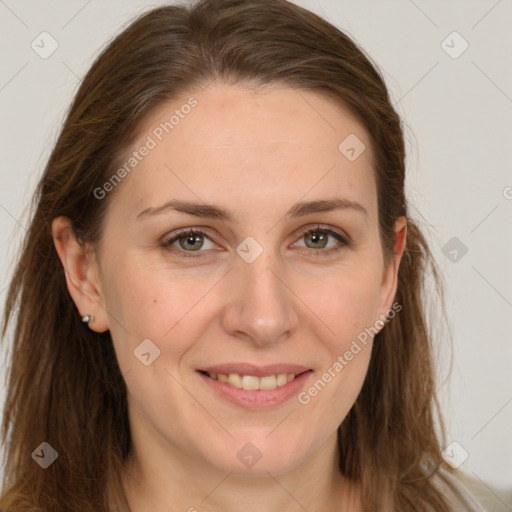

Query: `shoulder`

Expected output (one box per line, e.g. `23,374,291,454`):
431,466,489,512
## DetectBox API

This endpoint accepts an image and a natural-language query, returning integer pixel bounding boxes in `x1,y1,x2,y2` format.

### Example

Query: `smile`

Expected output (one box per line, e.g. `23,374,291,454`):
197,364,313,409
203,371,298,390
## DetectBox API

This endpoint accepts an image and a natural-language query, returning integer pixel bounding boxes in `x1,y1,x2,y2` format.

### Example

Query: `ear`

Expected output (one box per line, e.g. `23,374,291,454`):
51,216,109,333
377,216,407,318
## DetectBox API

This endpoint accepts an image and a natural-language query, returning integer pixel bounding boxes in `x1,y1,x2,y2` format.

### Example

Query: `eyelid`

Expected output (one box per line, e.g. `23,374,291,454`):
161,226,214,242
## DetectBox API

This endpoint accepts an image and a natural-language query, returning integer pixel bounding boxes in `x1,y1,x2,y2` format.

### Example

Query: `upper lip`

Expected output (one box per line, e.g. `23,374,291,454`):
198,363,311,377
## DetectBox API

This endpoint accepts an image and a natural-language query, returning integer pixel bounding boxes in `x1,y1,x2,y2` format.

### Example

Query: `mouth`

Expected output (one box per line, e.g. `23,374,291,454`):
199,370,304,391
196,363,313,409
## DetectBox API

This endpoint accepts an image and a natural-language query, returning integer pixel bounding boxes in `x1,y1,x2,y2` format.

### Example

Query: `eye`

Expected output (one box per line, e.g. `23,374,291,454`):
160,229,216,257
293,225,348,255
160,225,348,259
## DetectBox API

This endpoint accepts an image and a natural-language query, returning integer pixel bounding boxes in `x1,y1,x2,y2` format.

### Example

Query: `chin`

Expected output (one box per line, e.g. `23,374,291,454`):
199,430,312,477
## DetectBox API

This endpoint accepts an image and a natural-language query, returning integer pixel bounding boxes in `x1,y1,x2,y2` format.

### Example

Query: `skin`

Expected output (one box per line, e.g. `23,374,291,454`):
52,81,406,512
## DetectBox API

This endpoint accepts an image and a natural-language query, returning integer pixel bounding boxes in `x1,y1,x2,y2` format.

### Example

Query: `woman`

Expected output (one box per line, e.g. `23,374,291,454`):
0,0,487,510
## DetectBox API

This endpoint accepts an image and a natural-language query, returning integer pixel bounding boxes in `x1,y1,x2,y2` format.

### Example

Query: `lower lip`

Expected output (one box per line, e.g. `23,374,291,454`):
197,371,312,409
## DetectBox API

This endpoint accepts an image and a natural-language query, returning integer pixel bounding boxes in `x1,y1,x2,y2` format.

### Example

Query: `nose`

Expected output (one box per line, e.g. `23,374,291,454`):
220,250,299,347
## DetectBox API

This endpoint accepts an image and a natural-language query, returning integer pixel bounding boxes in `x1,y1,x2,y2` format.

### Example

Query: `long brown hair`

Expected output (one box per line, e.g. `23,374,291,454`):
1,0,460,510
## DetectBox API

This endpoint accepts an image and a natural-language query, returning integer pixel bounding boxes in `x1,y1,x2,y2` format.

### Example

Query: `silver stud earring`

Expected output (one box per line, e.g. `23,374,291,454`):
82,314,94,324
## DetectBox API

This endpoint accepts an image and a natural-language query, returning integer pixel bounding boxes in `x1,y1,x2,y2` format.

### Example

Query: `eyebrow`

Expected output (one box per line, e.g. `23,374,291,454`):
136,198,368,222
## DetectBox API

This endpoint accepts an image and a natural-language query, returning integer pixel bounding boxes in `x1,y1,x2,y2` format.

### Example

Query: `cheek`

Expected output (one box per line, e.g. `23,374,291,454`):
292,260,383,414
294,259,384,346
101,261,222,435
102,258,223,369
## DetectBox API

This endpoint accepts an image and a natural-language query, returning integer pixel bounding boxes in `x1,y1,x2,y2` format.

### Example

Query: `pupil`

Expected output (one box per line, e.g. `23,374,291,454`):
307,231,327,248
180,233,203,251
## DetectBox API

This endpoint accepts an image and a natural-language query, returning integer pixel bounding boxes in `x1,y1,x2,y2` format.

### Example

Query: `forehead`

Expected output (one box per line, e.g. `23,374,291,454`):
110,82,377,222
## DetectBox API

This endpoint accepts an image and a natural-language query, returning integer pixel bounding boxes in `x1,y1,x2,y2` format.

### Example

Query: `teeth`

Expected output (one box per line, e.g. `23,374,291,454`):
242,375,260,390
259,375,277,390
227,373,243,388
207,372,297,390
276,374,287,386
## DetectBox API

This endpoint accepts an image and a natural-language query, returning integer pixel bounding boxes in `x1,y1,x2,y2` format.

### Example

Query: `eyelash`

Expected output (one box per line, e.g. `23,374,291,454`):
159,224,349,259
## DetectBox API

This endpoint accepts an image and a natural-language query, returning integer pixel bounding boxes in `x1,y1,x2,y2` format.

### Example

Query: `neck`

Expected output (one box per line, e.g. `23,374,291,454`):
121,431,361,512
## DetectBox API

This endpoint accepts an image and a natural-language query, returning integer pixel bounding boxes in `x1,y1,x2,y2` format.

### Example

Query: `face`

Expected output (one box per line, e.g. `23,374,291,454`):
78,82,404,477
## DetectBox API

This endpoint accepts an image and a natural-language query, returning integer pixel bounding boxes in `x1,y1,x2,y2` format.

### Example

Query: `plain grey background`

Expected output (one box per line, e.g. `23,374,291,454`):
1,0,511,502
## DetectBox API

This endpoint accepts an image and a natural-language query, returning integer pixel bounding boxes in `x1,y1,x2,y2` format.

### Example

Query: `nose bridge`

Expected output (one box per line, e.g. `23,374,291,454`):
221,245,298,345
